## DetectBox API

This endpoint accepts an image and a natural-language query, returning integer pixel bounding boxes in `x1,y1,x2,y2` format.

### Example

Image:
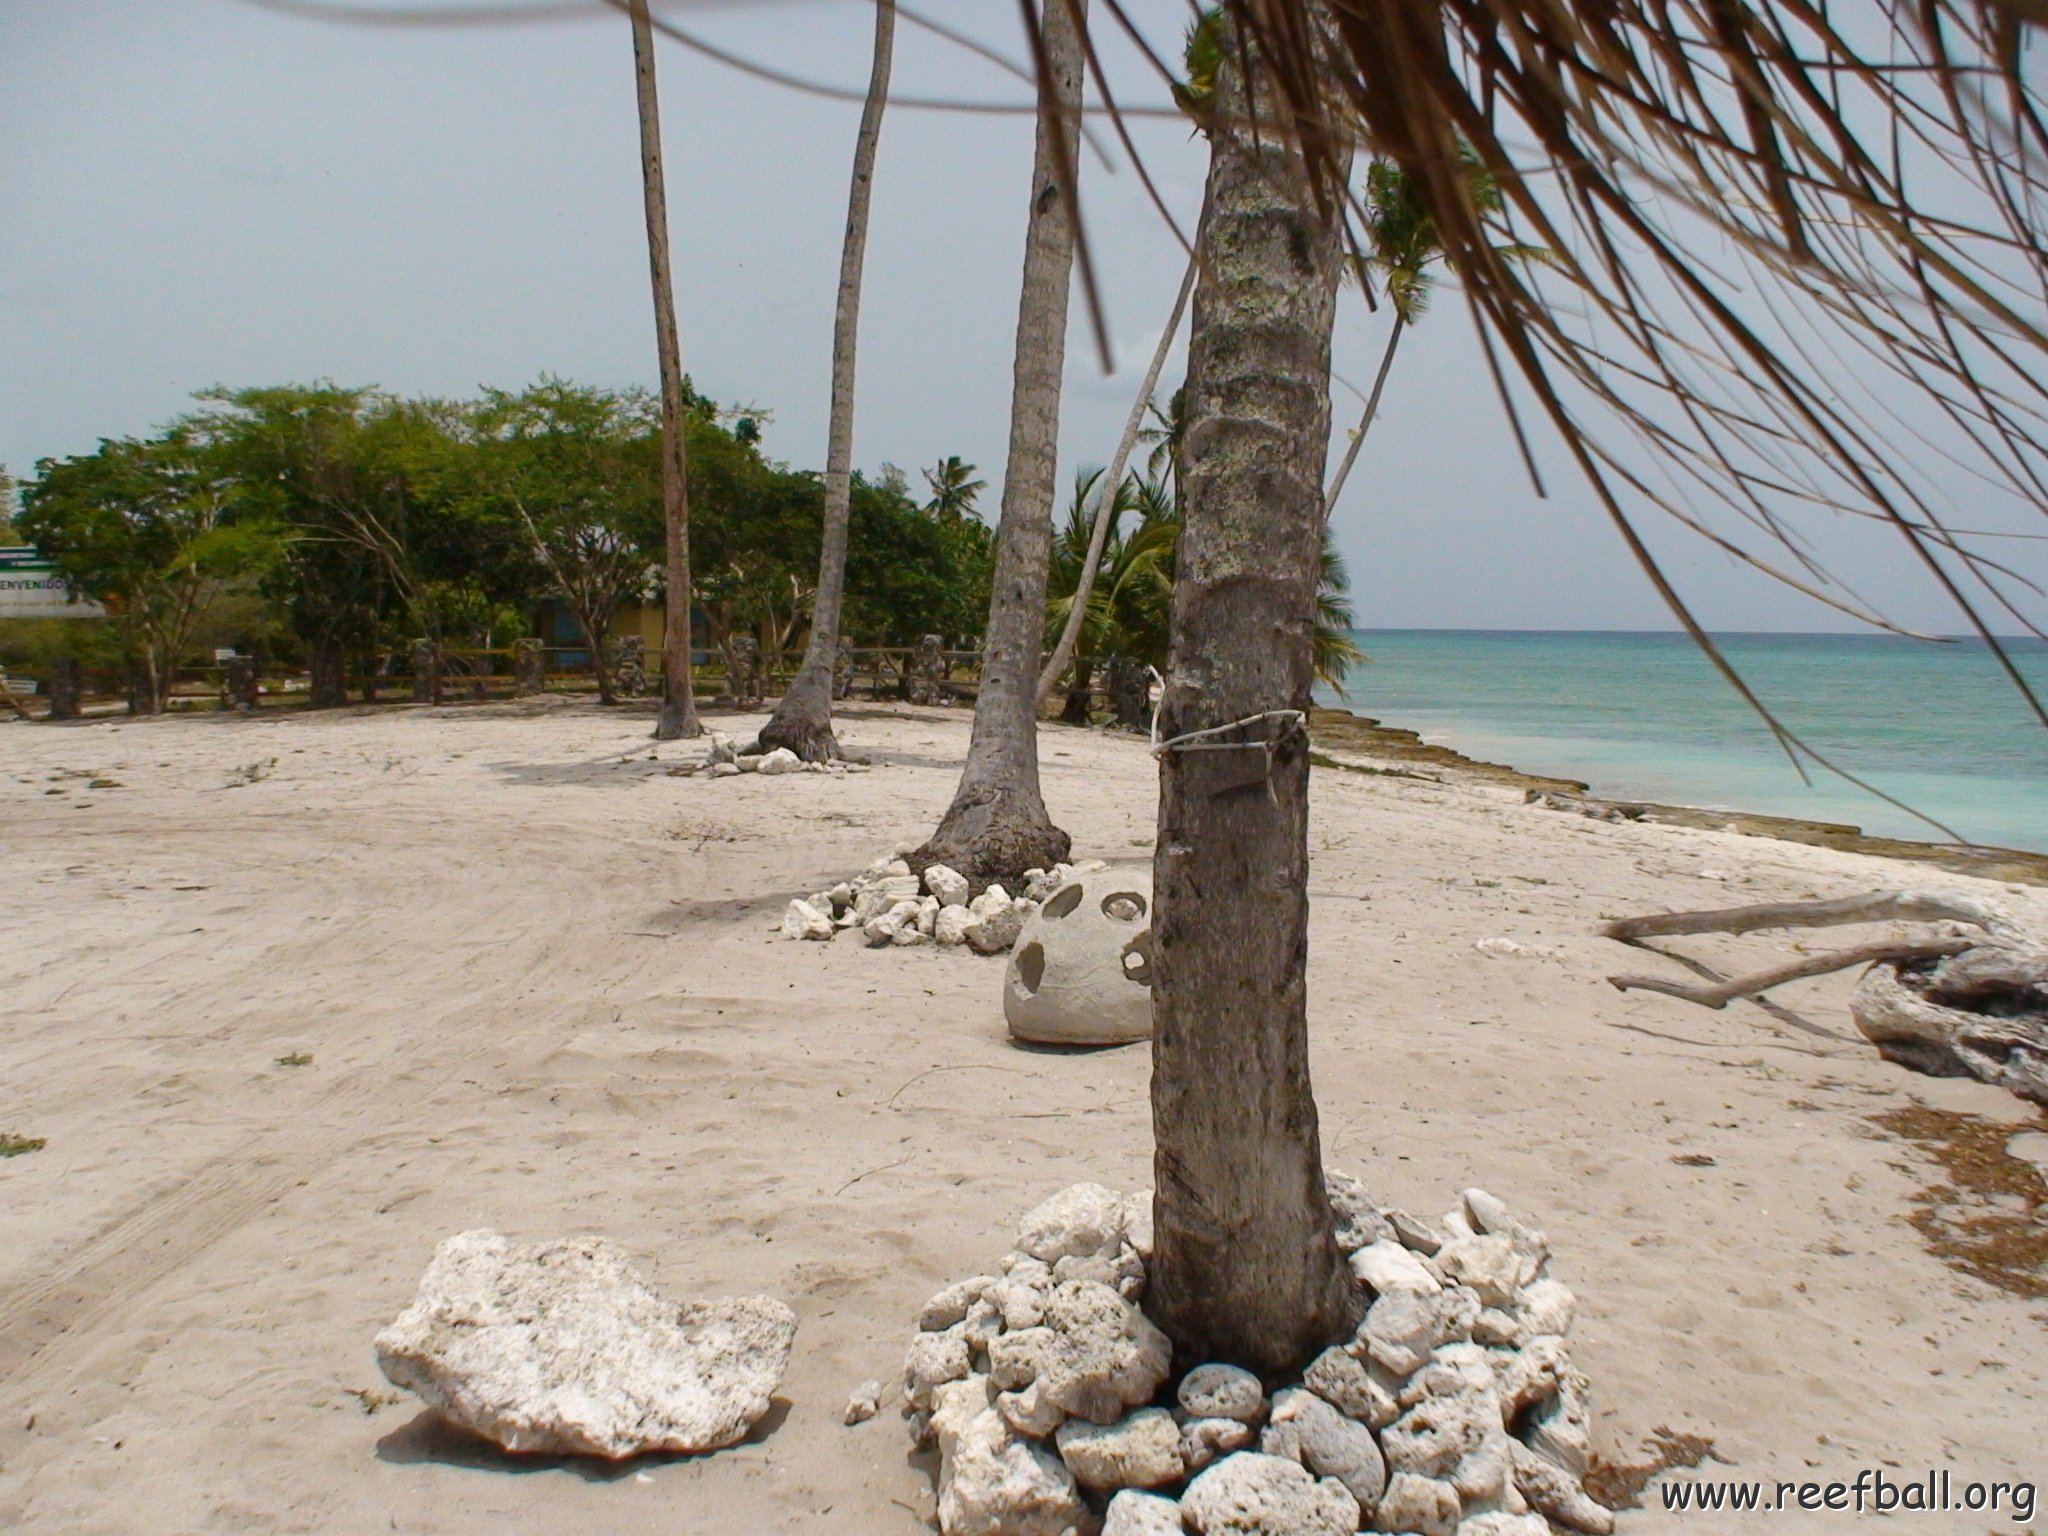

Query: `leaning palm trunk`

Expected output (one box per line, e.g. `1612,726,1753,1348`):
754,0,896,761
1035,251,1196,710
916,0,1087,884
1147,15,1361,1373
629,0,700,742
1322,310,1404,517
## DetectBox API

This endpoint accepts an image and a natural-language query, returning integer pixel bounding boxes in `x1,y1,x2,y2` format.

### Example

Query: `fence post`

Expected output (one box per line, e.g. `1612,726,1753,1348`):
832,638,855,701
907,634,945,704
1108,655,1152,732
513,637,544,696
727,634,761,707
616,635,647,698
411,639,441,704
47,658,81,721
222,656,259,712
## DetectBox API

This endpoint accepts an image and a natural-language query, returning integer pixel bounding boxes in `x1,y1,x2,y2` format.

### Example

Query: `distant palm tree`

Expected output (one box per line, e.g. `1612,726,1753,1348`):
1038,253,1198,709
921,456,985,522
1045,467,1360,697
916,0,1089,883
752,0,896,763
1136,387,1187,494
1324,154,1543,515
627,0,700,741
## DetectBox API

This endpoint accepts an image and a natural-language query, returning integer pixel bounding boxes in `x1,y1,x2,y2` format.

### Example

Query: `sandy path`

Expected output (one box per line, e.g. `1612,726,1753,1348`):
0,699,2040,1534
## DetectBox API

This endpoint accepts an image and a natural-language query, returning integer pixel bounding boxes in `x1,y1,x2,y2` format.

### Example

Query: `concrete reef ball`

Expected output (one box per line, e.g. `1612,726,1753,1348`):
1004,865,1154,1046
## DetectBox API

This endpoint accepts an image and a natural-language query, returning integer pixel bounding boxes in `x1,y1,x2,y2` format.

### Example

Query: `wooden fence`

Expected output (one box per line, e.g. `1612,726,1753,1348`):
6,640,1155,728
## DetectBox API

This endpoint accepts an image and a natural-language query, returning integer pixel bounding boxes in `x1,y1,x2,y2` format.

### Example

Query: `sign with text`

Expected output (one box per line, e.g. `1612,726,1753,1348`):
0,547,106,619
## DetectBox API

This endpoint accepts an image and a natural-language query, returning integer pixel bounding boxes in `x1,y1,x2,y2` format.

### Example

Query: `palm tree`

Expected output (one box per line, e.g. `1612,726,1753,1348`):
1146,8,1358,1372
914,0,1088,885
627,0,700,742
1036,254,1198,710
752,0,896,762
922,456,985,522
1323,153,1539,515
1136,388,1186,493
1048,466,1361,703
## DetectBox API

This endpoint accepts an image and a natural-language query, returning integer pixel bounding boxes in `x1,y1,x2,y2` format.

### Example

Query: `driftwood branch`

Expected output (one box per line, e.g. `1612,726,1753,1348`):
1608,937,1972,1009
1601,890,2021,946
1599,889,2047,1105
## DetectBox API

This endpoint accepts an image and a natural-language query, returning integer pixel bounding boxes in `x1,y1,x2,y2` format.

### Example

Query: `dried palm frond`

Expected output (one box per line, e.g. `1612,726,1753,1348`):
1188,0,2048,740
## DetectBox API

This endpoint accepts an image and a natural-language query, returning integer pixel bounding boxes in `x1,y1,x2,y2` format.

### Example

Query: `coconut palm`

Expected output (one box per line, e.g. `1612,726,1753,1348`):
752,0,896,762
627,0,699,741
1324,153,1543,515
921,457,985,523
1145,9,1357,1370
914,0,1088,884
1035,253,1196,710
1048,466,1361,706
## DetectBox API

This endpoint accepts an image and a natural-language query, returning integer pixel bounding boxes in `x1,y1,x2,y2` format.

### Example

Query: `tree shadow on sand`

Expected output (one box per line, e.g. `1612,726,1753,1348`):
373,1399,791,1480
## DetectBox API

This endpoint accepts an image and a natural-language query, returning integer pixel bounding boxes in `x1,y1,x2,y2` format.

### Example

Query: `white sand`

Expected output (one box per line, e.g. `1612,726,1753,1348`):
1,698,2041,1534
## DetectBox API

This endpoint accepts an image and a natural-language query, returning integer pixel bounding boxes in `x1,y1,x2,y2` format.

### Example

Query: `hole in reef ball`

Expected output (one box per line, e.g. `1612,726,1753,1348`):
1120,935,1153,986
1100,891,1147,921
1042,884,1084,920
1016,941,1047,993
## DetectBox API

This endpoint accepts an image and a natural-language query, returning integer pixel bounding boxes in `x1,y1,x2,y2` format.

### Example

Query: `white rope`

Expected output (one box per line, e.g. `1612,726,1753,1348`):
1150,700,1309,758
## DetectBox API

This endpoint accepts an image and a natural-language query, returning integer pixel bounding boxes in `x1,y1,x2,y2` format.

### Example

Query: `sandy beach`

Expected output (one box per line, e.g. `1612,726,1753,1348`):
1,698,2042,1534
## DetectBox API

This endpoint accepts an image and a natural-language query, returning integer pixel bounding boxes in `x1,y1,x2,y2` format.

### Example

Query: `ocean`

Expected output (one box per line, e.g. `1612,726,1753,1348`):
1318,631,2048,855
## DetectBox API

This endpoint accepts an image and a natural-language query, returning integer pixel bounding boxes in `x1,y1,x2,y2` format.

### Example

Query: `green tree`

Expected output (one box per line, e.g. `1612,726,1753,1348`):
459,382,661,706
20,431,280,712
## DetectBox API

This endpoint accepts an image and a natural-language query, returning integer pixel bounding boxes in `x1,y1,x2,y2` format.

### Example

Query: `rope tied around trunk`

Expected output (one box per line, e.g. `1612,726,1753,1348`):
1150,686,1308,808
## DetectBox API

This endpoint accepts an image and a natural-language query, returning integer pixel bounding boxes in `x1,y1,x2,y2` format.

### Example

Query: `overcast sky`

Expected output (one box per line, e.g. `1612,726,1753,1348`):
3,0,2039,634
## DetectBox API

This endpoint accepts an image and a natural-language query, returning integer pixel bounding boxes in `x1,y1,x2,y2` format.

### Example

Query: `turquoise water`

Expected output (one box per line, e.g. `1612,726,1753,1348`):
1318,631,2048,854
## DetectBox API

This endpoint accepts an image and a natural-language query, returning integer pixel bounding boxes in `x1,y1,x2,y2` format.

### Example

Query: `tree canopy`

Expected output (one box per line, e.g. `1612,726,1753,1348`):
11,380,995,694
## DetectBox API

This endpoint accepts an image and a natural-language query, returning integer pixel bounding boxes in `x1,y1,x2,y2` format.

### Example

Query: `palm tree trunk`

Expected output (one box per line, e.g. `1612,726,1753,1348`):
1322,312,1405,517
1036,250,1196,710
916,0,1087,885
1147,13,1362,1374
755,0,896,762
629,0,701,741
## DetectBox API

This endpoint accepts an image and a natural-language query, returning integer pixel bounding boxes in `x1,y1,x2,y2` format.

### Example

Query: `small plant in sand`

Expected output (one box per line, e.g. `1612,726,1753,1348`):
225,756,276,788
274,1051,313,1068
1,1132,47,1158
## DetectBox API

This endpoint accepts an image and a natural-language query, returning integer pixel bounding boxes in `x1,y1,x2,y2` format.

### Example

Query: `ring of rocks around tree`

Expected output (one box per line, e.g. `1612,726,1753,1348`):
877,1181,1615,1536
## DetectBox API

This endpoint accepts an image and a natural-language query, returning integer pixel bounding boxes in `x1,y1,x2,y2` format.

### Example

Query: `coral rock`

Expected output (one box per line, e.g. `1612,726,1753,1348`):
1352,1240,1443,1297
1036,1280,1174,1424
1104,1489,1187,1536
1372,1471,1461,1536
374,1230,794,1458
1178,1362,1266,1423
1181,1451,1361,1536
924,863,971,908
1327,1170,1395,1253
1261,1386,1388,1511
781,898,834,941
1304,1346,1399,1428
1510,1440,1615,1534
930,1377,1089,1536
1016,1183,1128,1264
1055,1407,1186,1490
1181,1415,1257,1472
